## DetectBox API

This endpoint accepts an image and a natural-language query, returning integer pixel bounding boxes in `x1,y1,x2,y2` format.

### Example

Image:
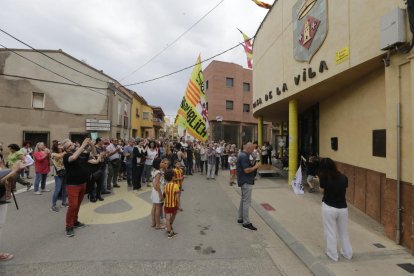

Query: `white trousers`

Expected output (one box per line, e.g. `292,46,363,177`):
321,202,353,261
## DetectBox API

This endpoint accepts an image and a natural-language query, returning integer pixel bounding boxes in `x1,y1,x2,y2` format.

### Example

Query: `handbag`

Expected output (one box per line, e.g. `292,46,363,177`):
57,169,66,177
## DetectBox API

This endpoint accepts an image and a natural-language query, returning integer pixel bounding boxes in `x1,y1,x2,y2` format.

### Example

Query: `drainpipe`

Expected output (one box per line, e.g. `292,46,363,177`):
396,103,401,244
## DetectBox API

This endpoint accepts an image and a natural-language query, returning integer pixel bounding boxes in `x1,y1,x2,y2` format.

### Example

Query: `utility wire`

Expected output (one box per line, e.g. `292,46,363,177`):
123,36,254,87
0,44,107,96
0,28,109,83
0,73,107,90
0,32,253,94
119,0,226,81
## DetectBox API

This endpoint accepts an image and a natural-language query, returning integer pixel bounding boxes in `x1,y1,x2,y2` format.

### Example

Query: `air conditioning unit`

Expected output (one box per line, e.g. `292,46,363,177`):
380,7,406,50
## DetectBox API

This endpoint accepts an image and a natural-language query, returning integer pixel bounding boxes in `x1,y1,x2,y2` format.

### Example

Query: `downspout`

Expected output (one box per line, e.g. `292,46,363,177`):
396,103,401,244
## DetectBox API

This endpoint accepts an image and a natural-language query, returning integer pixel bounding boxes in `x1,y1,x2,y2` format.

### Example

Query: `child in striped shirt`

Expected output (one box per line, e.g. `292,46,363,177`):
163,169,181,238
173,161,184,191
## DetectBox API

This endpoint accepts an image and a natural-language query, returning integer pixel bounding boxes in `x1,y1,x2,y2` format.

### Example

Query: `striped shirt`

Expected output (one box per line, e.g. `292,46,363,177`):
173,168,183,186
164,182,180,208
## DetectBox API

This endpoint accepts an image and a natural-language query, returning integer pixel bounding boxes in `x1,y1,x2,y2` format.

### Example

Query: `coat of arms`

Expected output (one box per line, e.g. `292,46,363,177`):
293,0,328,62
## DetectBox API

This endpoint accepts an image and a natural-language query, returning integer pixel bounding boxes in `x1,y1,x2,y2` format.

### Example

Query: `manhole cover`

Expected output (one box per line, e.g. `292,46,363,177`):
397,263,414,273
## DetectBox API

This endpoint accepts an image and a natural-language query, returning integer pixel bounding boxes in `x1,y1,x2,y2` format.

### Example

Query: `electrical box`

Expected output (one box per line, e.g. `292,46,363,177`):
380,7,406,50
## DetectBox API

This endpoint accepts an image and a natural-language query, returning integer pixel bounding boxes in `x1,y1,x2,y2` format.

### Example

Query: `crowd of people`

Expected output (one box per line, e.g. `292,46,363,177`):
0,137,352,263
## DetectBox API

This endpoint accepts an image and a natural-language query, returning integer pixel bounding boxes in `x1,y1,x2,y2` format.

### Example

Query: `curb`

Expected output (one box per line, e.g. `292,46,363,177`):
231,181,335,276
250,199,335,276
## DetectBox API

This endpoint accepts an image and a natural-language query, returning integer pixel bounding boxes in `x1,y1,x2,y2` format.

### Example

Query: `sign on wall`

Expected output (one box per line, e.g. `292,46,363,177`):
293,0,328,63
86,119,111,131
335,46,350,64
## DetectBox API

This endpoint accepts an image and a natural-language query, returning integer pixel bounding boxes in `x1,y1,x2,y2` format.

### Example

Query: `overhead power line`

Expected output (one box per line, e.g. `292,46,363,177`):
0,73,107,90
123,36,255,87
119,0,226,81
0,44,107,97
0,28,109,83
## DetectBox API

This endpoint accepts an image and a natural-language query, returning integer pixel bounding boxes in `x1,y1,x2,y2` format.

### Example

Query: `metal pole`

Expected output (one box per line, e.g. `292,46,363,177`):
396,103,401,244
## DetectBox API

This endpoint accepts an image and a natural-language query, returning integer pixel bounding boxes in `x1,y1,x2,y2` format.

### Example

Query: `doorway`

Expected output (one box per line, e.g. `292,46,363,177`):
23,131,50,148
299,104,319,158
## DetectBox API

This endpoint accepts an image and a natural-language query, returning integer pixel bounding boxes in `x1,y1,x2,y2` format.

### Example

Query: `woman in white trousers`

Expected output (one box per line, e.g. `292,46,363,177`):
318,158,352,262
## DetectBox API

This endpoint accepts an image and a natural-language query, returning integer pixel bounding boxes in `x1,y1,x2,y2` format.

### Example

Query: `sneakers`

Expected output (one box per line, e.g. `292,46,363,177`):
242,223,258,231
34,191,42,195
62,203,69,207
74,221,86,228
167,231,177,239
113,185,120,188
51,206,59,212
41,189,51,192
309,188,315,193
65,227,74,237
237,219,243,224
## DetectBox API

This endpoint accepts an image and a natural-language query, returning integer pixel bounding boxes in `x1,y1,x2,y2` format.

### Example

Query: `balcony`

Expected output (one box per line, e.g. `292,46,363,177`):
153,117,164,128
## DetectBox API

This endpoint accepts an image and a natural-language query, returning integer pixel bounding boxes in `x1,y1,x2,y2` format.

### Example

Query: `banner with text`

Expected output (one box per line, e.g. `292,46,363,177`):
176,55,209,142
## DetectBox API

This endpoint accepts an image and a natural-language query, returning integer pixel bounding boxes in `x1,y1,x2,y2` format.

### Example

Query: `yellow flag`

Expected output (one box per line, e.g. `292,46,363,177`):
176,55,209,142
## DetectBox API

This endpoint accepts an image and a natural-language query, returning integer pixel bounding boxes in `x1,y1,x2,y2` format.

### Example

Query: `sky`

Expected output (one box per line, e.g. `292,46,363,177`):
0,0,271,118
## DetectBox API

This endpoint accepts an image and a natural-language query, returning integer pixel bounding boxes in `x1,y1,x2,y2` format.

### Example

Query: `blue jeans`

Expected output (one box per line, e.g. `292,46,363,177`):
52,175,67,207
126,162,133,183
34,173,47,192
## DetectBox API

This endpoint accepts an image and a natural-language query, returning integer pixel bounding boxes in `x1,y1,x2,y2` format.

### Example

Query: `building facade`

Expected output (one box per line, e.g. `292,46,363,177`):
253,0,414,251
204,60,271,146
130,91,147,139
151,106,165,138
0,49,114,147
140,103,154,138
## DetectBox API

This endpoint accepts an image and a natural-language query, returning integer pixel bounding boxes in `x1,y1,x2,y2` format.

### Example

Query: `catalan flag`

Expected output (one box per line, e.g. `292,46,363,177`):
251,0,272,9
238,29,253,69
176,55,209,142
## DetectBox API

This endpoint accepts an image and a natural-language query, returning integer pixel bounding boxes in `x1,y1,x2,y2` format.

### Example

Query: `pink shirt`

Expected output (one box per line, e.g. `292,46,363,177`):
33,151,50,174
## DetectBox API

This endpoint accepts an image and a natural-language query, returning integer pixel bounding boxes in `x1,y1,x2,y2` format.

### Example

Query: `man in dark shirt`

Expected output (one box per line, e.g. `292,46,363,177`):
237,142,261,231
62,138,102,237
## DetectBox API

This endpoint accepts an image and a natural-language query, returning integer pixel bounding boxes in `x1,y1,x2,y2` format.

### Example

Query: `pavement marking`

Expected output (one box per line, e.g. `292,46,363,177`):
15,180,55,195
80,187,152,225
260,203,276,211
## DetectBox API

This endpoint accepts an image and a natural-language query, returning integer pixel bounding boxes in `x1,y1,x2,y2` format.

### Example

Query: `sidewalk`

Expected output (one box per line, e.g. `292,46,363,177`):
219,171,414,276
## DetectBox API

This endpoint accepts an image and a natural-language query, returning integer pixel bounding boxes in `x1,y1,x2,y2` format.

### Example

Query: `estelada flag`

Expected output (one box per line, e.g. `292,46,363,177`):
292,165,304,195
176,55,209,142
238,29,253,69
251,0,272,9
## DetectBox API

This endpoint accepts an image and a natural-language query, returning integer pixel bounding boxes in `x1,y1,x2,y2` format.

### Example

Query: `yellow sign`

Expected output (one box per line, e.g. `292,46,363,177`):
336,46,350,64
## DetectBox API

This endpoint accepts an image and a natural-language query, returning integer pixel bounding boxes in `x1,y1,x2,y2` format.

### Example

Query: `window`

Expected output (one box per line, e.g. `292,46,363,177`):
226,77,234,87
243,104,250,113
143,112,149,120
373,129,386,157
123,116,129,129
226,100,234,110
135,108,140,118
118,101,122,125
243,82,250,92
32,92,45,109
205,80,209,90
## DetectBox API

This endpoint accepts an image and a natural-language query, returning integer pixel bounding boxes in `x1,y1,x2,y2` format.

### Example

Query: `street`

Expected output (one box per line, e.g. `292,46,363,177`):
0,172,311,276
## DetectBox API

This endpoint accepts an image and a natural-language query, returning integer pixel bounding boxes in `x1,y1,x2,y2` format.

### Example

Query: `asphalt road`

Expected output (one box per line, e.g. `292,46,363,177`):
0,172,311,276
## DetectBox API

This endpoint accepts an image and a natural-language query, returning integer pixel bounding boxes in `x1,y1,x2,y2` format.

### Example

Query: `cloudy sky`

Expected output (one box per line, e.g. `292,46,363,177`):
0,0,271,117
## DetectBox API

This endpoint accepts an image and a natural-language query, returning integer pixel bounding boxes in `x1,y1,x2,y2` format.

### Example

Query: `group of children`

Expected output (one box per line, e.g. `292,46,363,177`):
150,158,184,239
